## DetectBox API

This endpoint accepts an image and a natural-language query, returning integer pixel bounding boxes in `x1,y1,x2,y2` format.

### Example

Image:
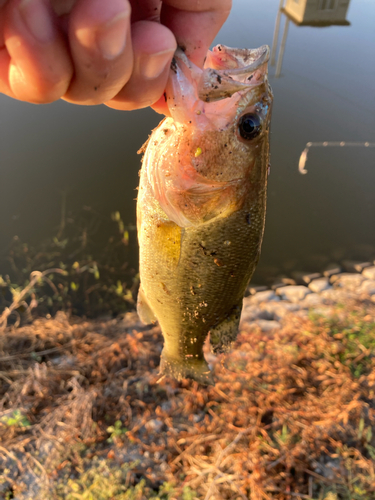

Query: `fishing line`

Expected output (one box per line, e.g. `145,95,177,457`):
298,141,375,174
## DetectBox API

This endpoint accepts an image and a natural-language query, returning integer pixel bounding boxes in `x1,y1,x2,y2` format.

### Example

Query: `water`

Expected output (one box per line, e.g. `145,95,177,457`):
1,0,374,285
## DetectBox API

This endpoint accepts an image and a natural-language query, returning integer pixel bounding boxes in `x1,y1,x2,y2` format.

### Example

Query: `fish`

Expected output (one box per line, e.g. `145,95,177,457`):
136,44,273,385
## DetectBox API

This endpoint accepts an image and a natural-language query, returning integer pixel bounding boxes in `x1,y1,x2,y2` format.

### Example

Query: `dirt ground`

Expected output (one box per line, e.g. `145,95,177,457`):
0,296,375,500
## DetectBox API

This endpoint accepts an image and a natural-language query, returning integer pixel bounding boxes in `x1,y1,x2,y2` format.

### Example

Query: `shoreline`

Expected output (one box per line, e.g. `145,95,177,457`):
0,264,374,499
240,263,375,334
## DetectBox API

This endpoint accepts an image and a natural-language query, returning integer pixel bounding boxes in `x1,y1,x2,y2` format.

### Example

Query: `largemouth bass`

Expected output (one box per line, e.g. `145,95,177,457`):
137,44,273,384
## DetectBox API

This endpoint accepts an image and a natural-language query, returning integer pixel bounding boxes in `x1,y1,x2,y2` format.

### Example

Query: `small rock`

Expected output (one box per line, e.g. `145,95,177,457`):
281,277,297,286
275,285,311,303
363,266,375,280
250,290,280,304
308,277,331,293
192,413,204,423
271,281,288,291
323,263,342,277
303,272,322,283
248,285,268,295
161,401,172,412
342,260,371,273
261,302,300,321
331,273,365,289
145,419,164,433
241,304,274,323
320,288,354,305
359,280,375,296
241,305,263,322
301,293,322,307
291,271,321,285
255,319,281,332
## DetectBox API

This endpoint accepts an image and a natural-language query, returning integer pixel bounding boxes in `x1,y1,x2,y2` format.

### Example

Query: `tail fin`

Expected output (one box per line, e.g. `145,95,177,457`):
160,351,214,385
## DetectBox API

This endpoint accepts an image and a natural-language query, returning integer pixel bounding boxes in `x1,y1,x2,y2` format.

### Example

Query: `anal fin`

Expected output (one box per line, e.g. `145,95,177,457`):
137,286,157,325
209,302,242,354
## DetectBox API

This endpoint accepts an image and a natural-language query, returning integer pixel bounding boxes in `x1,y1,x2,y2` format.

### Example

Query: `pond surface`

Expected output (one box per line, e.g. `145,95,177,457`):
1,0,374,284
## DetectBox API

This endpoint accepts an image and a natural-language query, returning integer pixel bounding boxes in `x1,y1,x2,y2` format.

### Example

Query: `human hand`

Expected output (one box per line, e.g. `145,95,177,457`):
0,0,231,113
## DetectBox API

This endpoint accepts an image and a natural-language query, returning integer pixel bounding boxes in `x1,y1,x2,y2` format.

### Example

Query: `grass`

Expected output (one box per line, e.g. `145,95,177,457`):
0,207,138,323
313,310,375,379
53,458,196,500
0,409,31,428
0,295,374,499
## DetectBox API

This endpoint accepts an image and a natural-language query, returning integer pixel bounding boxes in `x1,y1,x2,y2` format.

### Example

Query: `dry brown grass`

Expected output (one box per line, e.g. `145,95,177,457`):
0,298,374,499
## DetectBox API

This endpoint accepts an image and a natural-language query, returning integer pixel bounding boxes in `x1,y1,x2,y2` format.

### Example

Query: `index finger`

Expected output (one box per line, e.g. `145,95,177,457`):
160,0,231,68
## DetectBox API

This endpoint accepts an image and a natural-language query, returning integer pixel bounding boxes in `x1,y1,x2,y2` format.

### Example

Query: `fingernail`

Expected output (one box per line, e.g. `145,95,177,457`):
140,50,175,80
19,0,55,43
96,12,129,60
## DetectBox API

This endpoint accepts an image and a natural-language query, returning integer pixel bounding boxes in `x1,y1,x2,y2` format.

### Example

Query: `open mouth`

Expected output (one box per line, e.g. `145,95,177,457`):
165,45,271,125
198,45,270,103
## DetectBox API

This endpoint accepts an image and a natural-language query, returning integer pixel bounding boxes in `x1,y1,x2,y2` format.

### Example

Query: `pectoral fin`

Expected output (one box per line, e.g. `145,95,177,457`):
209,302,242,353
137,286,157,325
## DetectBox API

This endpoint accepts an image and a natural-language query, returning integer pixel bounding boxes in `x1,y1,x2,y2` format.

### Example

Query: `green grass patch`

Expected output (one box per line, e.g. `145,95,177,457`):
54,457,195,500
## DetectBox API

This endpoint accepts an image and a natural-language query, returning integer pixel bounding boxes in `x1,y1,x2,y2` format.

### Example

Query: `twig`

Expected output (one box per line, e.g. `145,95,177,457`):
308,475,313,498
0,371,13,384
0,342,75,362
204,427,253,500
0,445,24,473
266,487,314,499
0,268,67,331
204,471,247,500
304,468,344,485
214,427,253,467
26,451,47,476
0,368,79,377
284,492,313,499
172,434,220,465
266,454,286,470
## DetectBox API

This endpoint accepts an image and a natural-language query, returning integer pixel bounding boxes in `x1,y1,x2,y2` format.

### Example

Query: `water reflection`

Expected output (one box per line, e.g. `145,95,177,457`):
271,0,351,77
0,0,374,287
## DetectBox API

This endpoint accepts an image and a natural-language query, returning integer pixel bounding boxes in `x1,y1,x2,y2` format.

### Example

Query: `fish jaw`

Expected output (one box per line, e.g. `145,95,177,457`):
165,45,270,125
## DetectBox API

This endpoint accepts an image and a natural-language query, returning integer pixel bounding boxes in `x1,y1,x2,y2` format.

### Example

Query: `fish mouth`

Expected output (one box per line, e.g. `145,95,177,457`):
207,44,270,77
165,45,271,124
198,45,270,103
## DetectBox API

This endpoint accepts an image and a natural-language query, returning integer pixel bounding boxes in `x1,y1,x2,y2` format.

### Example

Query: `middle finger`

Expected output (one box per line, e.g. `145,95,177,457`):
63,0,133,105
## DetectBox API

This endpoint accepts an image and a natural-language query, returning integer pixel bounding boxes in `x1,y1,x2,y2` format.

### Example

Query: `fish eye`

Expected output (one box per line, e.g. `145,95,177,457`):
238,113,262,140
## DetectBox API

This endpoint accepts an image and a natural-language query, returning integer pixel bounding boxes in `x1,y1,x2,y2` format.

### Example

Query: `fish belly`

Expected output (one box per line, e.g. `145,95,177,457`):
137,171,266,384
